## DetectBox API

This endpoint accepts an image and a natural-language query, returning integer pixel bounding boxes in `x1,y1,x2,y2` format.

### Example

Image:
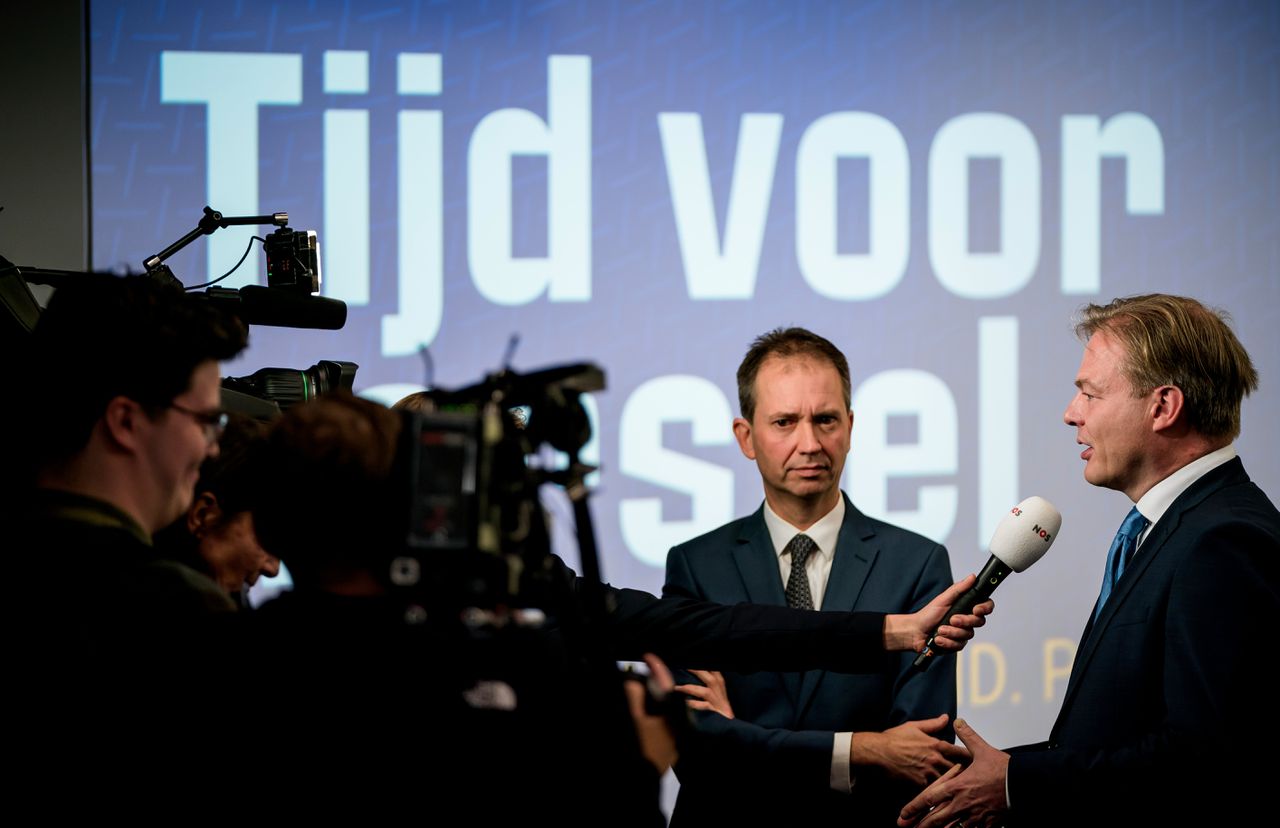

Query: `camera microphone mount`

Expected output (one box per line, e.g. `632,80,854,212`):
143,206,289,285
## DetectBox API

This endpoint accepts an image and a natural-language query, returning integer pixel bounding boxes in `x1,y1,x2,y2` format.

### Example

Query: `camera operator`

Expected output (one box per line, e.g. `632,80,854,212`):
10,274,248,669
243,392,674,821
7,274,252,804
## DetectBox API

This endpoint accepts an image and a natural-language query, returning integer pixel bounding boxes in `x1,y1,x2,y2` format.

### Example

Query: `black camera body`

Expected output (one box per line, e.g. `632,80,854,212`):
390,363,604,615
264,226,321,294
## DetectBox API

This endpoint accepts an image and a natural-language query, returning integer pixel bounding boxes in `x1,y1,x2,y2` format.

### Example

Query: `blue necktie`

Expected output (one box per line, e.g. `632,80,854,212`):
1094,506,1149,622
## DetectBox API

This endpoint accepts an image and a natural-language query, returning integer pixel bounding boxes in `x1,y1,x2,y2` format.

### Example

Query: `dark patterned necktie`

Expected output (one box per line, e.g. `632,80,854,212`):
784,533,816,610
1093,506,1149,621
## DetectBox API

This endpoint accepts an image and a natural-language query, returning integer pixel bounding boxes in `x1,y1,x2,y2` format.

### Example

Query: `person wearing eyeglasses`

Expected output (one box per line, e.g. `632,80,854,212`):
10,273,248,666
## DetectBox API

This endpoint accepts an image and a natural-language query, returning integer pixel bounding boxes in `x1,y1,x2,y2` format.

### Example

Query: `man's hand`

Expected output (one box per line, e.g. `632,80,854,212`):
673,669,735,719
625,653,680,774
883,575,994,653
897,719,1010,828
850,713,971,787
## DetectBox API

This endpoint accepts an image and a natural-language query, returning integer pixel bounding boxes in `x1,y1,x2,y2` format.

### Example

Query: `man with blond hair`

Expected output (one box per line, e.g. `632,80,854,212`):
899,294,1280,827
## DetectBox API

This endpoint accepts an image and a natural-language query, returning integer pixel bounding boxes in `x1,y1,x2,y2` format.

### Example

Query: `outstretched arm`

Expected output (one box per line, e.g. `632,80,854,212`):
883,574,994,653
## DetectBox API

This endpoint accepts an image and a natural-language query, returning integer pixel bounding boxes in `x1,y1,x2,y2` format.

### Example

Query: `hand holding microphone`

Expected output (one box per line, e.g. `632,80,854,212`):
910,496,1062,671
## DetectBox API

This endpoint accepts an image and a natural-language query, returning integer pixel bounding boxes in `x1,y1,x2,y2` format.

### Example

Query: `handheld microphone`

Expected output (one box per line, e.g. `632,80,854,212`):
912,495,1061,671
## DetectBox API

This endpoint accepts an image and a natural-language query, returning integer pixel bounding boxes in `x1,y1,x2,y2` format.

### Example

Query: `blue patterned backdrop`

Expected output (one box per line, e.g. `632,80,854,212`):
89,0,1279,754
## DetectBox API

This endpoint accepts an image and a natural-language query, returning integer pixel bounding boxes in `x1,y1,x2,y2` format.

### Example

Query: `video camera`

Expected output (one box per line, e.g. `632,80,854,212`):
1,206,359,416
135,205,358,414
389,361,605,615
7,205,612,606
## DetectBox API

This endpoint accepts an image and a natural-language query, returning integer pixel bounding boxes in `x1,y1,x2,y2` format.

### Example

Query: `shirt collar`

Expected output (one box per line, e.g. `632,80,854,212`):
1135,443,1237,530
763,494,845,562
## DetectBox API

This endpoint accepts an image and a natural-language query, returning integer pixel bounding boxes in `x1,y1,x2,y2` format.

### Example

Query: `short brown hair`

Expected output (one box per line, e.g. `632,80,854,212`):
252,393,403,579
25,273,246,465
736,328,851,422
392,391,433,413
1075,294,1258,440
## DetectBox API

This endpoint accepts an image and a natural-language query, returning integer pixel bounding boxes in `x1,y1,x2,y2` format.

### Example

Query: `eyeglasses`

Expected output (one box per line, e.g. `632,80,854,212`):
168,402,229,444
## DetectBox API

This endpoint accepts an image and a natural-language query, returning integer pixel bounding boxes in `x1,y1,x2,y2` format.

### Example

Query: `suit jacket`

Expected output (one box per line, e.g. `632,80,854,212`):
1007,457,1280,826
663,494,955,825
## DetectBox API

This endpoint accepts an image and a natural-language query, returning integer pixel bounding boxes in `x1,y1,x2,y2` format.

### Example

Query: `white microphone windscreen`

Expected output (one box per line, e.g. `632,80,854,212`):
988,495,1061,572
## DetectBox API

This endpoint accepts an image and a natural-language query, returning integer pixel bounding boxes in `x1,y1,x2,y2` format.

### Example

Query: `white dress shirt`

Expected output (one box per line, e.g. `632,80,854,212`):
761,495,858,793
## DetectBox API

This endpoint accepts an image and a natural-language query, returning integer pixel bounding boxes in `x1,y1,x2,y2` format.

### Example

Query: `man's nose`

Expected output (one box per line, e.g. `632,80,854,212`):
1064,394,1082,427
797,420,822,452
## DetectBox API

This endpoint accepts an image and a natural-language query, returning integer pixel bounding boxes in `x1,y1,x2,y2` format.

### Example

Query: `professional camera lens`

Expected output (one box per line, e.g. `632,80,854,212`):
221,359,357,408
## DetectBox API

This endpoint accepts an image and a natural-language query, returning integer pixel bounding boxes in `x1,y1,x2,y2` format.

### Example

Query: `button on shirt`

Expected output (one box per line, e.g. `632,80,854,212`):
762,496,857,792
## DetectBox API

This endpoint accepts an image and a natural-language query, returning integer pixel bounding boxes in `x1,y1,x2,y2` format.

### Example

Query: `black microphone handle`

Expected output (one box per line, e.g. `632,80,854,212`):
911,555,1012,672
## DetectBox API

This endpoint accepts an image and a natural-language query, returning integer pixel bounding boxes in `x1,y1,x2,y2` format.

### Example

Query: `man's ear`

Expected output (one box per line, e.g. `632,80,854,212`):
101,396,145,452
186,491,222,537
1150,385,1186,433
733,417,756,460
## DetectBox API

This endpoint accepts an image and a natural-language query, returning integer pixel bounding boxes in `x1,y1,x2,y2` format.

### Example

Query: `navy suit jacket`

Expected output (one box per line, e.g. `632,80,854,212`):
1007,457,1280,825
663,494,955,824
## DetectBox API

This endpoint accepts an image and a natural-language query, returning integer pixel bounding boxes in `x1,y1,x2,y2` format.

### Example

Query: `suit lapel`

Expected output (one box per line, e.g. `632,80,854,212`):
1058,513,1179,717
1053,458,1245,734
821,498,879,611
731,507,788,606
731,508,801,703
795,496,879,717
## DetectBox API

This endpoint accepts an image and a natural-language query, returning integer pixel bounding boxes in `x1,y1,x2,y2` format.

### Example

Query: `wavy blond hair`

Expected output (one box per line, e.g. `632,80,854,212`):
1075,294,1258,440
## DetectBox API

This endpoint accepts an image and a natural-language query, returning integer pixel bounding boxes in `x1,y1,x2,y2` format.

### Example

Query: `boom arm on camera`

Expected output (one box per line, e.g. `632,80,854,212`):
142,205,343,329
142,205,287,277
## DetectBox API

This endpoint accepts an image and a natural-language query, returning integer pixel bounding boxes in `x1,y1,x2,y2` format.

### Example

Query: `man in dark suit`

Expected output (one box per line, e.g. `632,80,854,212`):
664,328,967,825
898,294,1280,827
